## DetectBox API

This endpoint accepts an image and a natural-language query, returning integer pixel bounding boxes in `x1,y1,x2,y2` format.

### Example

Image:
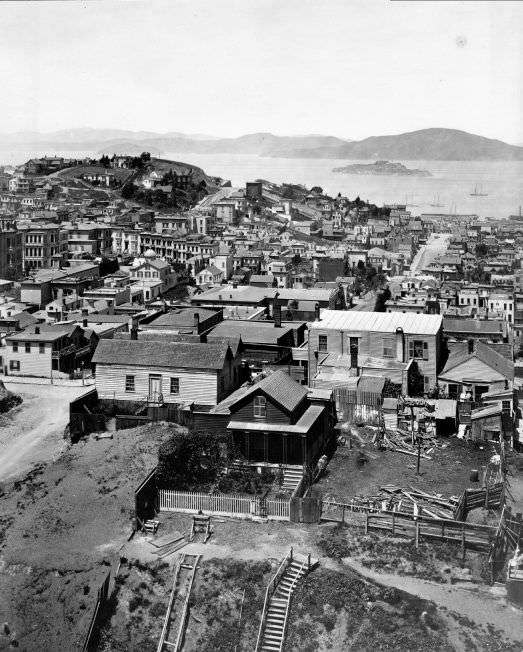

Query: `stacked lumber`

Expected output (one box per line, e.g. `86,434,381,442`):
379,485,459,520
381,428,438,459
150,531,188,558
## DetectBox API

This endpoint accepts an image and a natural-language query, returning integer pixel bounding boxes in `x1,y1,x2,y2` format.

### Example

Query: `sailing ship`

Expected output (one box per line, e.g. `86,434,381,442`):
429,194,444,208
470,184,488,197
405,193,418,207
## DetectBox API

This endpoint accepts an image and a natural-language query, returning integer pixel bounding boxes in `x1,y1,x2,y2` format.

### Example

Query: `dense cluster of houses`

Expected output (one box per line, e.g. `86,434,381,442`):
0,156,522,466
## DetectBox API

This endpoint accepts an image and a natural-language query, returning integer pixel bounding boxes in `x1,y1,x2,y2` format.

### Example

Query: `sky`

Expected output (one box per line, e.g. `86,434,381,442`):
0,0,521,143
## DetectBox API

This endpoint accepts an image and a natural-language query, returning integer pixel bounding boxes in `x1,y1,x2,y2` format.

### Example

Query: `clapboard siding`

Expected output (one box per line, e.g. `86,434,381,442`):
95,364,219,406
233,395,291,424
308,326,441,389
5,342,52,378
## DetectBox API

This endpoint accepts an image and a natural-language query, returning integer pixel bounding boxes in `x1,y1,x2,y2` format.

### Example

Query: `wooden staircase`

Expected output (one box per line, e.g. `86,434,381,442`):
281,466,304,492
256,550,317,652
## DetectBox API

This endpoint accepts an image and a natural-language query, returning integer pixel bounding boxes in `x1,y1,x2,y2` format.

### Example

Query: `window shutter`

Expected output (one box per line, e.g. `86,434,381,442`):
423,341,429,360
408,341,414,358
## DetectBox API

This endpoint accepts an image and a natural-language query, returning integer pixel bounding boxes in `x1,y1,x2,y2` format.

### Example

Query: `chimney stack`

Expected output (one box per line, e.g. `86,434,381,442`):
194,313,200,330
35,326,40,334
395,327,404,362
273,291,281,327
314,303,320,321
468,339,474,354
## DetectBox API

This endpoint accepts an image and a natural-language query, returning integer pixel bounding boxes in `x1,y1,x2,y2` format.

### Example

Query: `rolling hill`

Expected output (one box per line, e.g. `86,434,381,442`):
266,128,523,161
1,127,522,161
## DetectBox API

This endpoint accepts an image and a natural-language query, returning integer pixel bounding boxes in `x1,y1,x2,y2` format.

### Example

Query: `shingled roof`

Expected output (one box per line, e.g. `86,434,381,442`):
92,339,231,370
440,341,514,381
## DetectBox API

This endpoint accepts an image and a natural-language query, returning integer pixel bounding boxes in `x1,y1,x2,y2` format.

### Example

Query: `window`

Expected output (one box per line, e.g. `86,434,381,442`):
383,337,394,358
12,342,18,352
318,335,328,352
170,377,180,394
39,343,45,354
408,340,428,360
125,375,135,392
253,395,267,418
25,342,31,353
9,360,20,371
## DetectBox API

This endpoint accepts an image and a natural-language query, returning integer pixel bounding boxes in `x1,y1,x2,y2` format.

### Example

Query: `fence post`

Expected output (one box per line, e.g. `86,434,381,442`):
415,519,420,548
484,483,490,509
341,505,345,525
461,525,466,561
365,512,369,534
391,512,395,536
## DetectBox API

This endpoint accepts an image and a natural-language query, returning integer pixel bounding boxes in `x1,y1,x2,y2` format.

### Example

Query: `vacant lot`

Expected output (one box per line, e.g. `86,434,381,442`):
0,422,176,652
313,435,494,504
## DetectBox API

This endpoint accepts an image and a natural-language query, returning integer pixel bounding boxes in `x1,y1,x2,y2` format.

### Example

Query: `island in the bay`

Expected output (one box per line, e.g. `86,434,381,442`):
332,160,432,176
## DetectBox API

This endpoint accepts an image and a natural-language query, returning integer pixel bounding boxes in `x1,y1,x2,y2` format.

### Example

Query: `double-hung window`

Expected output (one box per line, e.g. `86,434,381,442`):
253,395,267,418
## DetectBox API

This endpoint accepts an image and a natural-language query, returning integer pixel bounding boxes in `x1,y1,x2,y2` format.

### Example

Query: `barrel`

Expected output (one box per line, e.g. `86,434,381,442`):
469,469,479,482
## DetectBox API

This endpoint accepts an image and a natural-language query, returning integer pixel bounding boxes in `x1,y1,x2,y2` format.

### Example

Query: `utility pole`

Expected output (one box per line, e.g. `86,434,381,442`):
416,435,422,475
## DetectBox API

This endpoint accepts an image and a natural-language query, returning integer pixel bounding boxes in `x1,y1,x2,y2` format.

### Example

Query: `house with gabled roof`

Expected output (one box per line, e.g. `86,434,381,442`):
193,370,335,466
438,340,514,402
92,338,241,409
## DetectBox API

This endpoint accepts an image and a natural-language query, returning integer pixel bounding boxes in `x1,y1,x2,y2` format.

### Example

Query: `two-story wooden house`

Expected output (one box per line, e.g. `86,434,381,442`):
308,310,443,395
4,323,91,378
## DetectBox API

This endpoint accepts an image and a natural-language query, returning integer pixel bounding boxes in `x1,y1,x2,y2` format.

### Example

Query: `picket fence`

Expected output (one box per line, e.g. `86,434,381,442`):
158,489,290,521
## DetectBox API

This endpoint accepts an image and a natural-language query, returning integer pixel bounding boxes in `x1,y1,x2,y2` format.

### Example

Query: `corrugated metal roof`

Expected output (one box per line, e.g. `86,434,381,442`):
309,310,442,335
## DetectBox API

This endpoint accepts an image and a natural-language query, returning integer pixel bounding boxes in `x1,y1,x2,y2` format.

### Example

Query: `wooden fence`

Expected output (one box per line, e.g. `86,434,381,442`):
81,569,112,652
158,489,290,521
453,483,505,521
488,506,523,582
69,388,105,441
366,510,496,555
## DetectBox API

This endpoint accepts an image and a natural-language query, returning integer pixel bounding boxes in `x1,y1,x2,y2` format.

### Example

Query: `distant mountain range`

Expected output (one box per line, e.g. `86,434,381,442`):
0,127,522,161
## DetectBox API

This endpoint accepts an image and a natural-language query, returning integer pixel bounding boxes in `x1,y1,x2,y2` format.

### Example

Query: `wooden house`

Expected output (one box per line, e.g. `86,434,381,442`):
92,338,241,409
4,323,90,379
193,370,334,467
308,310,443,395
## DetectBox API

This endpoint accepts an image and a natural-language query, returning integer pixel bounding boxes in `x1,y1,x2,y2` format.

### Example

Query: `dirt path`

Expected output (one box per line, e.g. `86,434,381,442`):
0,381,89,482
344,558,523,643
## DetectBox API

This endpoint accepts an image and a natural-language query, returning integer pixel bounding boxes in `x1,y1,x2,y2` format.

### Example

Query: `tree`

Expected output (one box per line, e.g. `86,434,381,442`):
310,186,323,195
121,182,135,199
156,431,233,490
476,243,488,257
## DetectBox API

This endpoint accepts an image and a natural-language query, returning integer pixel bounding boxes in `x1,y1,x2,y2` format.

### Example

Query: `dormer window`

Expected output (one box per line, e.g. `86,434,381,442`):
253,395,267,418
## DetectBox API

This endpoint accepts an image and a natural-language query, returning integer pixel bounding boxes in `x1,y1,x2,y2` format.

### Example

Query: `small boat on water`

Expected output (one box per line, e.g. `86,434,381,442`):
470,184,488,197
405,193,418,207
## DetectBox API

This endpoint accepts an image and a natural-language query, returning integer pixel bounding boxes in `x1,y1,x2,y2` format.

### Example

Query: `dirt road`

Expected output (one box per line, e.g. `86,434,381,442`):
0,381,89,482
345,558,523,643
410,233,451,274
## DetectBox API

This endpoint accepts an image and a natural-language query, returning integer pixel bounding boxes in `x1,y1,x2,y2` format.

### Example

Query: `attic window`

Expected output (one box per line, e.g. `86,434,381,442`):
253,395,267,418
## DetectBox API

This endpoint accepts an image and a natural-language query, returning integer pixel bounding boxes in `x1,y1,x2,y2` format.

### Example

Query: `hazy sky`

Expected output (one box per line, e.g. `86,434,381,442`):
0,0,521,143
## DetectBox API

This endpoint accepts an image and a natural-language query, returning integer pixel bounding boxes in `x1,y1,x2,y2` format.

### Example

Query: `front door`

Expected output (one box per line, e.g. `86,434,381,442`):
149,374,162,403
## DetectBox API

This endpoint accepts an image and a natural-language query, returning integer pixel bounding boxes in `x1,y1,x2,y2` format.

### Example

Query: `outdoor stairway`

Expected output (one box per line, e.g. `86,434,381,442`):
281,466,304,492
257,551,317,652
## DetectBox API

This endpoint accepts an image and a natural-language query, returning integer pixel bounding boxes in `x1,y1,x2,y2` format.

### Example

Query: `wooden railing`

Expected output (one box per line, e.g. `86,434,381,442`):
280,559,307,651
366,510,496,554
255,548,293,652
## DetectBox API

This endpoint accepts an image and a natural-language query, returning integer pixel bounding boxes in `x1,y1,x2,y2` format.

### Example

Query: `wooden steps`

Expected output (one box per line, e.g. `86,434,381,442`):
256,551,316,652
